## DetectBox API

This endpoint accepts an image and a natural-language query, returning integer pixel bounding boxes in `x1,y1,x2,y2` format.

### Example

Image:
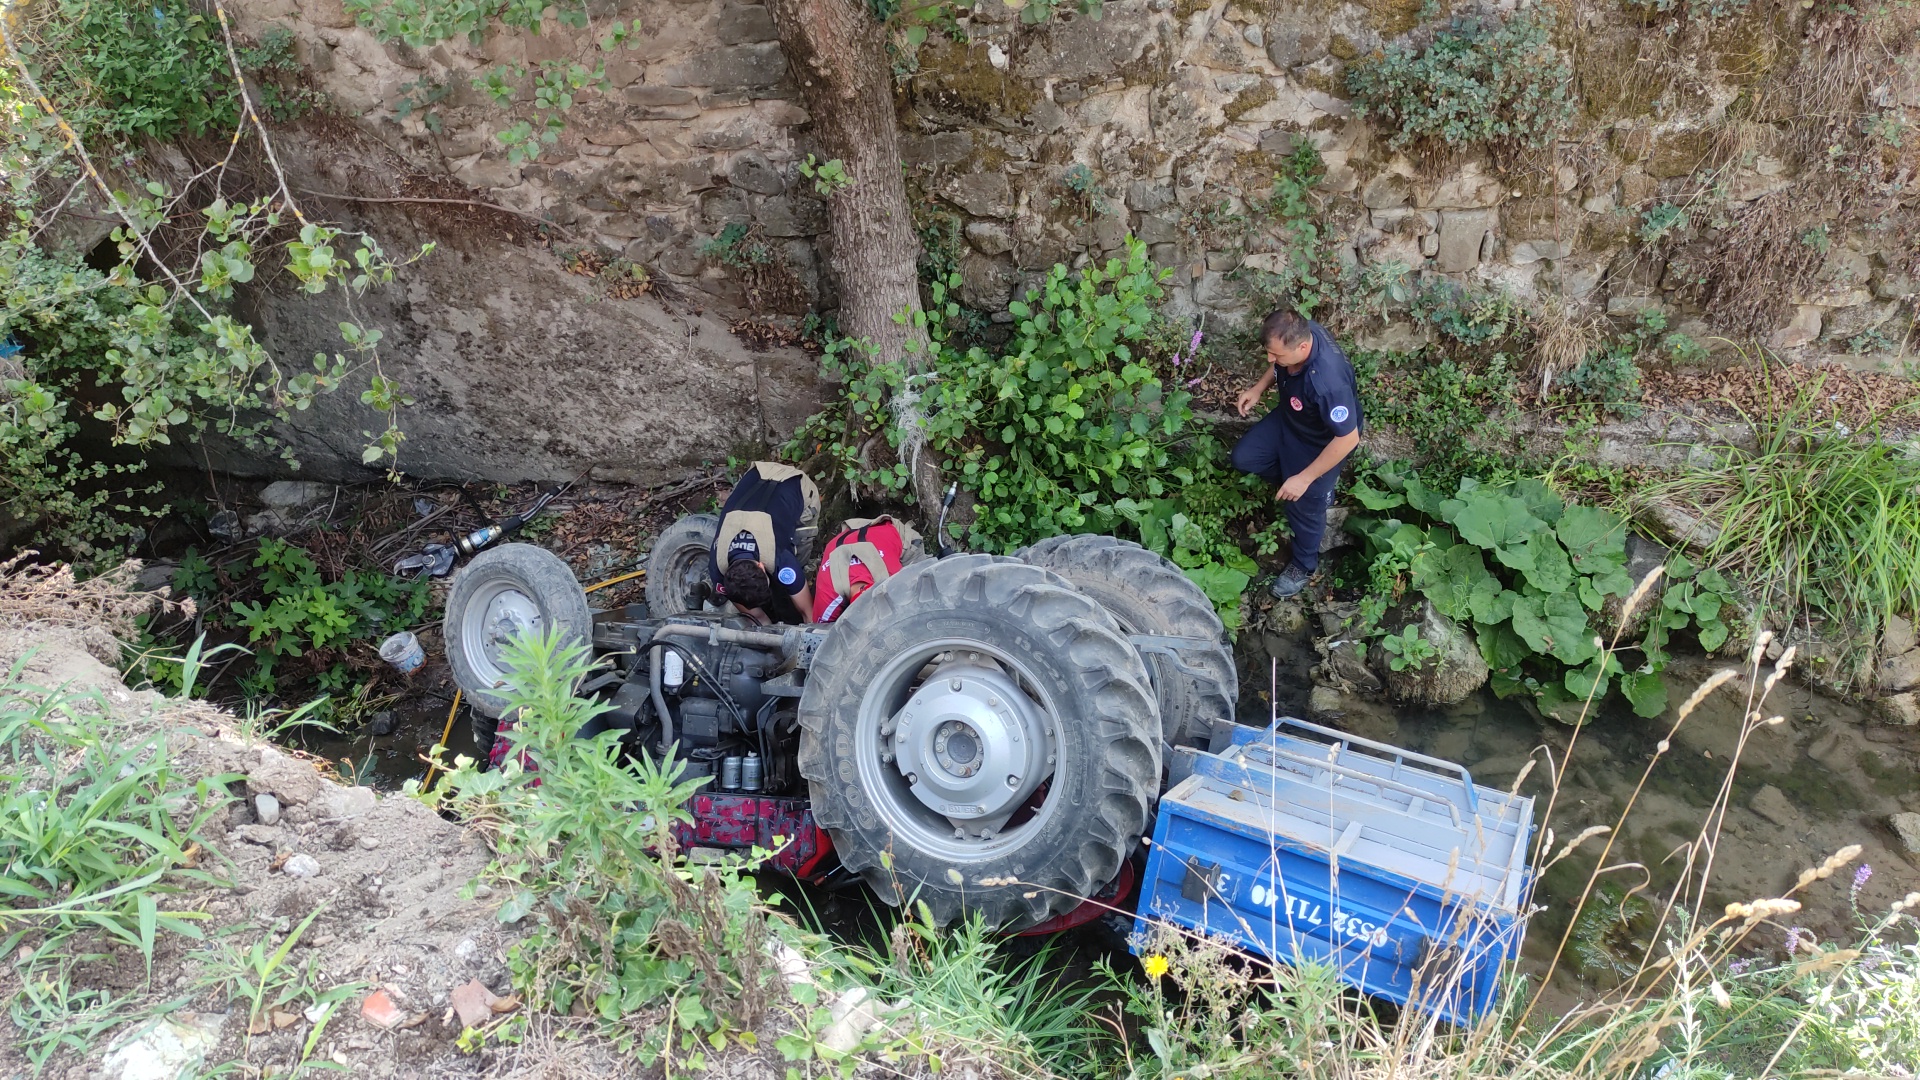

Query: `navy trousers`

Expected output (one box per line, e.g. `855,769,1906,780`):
1231,409,1341,572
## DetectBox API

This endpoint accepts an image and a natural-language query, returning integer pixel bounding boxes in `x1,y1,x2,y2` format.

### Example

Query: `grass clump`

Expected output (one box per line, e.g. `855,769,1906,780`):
1641,377,1920,676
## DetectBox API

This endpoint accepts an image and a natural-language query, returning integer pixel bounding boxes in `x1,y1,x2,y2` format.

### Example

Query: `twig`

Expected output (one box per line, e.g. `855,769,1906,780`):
293,188,570,234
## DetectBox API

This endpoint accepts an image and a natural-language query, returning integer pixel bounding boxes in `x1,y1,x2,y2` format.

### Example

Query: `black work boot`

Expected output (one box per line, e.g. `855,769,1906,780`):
1268,561,1312,599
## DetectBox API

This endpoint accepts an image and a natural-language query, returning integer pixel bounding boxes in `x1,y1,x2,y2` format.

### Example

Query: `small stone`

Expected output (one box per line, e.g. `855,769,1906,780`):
254,793,281,826
1748,784,1798,831
236,824,280,845
1890,812,1920,854
964,221,1014,256
1308,684,1347,717
1879,649,1920,694
360,836,381,849
1242,25,1264,46
284,853,322,878
454,938,479,961
315,786,378,821
259,480,332,508
1883,614,1917,657
369,712,397,737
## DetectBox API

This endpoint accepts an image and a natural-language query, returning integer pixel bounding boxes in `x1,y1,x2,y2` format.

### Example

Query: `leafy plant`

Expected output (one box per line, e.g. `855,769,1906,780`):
1349,349,1523,495
1351,467,1737,718
1055,163,1113,220
1639,203,1690,245
799,154,853,197
701,222,774,269
1346,7,1575,160
1379,623,1439,671
168,539,431,706
1559,344,1645,418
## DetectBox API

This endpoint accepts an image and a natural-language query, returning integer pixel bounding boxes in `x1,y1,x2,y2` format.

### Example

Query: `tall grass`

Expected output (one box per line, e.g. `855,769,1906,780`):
1641,376,1920,673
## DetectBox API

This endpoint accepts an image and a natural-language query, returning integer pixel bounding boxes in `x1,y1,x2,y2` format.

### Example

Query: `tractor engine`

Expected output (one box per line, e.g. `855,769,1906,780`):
586,607,832,875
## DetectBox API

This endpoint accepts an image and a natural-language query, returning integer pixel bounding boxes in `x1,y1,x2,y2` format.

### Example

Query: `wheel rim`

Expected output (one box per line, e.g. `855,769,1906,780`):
854,639,1063,861
667,542,710,610
460,580,545,691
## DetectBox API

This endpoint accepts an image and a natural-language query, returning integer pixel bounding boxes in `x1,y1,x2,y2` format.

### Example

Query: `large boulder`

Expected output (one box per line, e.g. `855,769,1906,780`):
1371,602,1489,706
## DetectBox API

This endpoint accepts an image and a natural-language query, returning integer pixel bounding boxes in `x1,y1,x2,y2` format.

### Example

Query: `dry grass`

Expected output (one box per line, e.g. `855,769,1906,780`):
0,551,182,641
1531,293,1607,402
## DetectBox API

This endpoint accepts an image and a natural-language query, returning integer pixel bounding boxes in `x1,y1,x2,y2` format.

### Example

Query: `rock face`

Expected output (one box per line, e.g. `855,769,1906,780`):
210,0,1920,482
1373,603,1490,706
1892,812,1920,855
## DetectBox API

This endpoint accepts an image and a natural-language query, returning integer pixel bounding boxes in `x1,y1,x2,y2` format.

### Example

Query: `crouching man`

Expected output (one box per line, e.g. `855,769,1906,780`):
1231,308,1362,599
709,462,821,624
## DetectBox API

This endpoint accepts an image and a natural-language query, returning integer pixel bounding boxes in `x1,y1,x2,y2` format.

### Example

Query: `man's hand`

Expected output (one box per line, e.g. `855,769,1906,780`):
1235,384,1265,418
1275,474,1312,502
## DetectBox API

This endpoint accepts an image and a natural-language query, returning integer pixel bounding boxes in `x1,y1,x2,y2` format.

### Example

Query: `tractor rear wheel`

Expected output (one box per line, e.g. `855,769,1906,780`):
798,555,1160,929
1018,534,1237,748
645,513,720,618
443,543,591,718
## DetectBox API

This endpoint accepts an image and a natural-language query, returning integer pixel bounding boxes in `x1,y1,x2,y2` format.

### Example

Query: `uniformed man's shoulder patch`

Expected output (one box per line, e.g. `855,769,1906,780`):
1330,405,1350,423
777,566,799,586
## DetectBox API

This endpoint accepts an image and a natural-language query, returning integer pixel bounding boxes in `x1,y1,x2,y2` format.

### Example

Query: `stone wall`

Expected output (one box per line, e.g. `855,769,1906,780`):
227,0,1917,480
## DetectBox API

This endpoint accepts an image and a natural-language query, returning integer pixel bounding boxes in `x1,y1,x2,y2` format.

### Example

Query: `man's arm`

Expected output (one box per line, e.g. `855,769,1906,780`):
1276,430,1360,501
791,582,814,620
1235,367,1277,417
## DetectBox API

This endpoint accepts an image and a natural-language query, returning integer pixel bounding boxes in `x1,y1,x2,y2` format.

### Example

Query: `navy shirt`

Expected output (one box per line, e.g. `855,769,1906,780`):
708,467,808,596
1269,321,1362,471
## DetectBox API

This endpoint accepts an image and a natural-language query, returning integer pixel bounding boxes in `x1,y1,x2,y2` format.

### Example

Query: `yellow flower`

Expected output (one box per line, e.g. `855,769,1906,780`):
1142,954,1170,979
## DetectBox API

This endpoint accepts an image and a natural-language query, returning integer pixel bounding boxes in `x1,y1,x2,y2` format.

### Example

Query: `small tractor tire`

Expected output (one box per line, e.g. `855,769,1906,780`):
646,513,720,618
444,543,591,718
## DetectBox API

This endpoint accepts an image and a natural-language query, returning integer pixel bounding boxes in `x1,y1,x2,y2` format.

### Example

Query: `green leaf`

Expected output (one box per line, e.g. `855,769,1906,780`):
1517,531,1575,594
1509,478,1565,524
1453,491,1546,554
1474,618,1532,670
1351,480,1406,510
1469,581,1518,625
1696,618,1729,653
1184,563,1251,606
1556,505,1628,573
1414,544,1490,621
1620,670,1669,717
1510,591,1598,666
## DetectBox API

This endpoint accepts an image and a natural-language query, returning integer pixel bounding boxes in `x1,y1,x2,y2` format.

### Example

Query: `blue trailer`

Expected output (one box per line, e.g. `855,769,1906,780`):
1134,716,1536,1026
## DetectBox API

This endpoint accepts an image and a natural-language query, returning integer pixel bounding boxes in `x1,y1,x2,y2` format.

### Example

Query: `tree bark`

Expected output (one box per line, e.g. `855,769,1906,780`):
763,0,945,513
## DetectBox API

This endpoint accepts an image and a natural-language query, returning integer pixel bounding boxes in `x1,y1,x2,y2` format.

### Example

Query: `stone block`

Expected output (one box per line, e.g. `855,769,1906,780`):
1092,211,1128,251
1876,692,1920,726
1435,209,1496,272
700,188,751,228
1892,614,1920,657
715,4,779,44
1878,647,1920,694
260,480,332,508
1874,270,1916,300
1620,168,1658,209
1606,293,1662,317
965,221,1014,256
958,251,1014,310
452,153,522,192
690,125,759,151
1361,172,1411,209
1264,18,1328,68
1126,182,1174,212
605,57,645,89
624,85,698,108
1418,161,1504,210
760,101,809,126
662,43,789,93
1747,784,1800,831
942,171,1012,218
1645,127,1713,179
758,195,827,238
729,151,785,195
1892,812,1920,854
1510,239,1573,265
1258,128,1297,157
902,131,974,167
1825,300,1898,341
1769,305,1822,350
249,748,322,807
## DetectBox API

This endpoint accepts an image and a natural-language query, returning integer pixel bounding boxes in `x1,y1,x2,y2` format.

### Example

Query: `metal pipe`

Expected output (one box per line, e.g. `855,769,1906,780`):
649,644,673,750
655,621,794,656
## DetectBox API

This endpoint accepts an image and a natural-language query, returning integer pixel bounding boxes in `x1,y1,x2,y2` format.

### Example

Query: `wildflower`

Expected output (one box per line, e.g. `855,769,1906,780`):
1785,926,1807,956
1142,954,1170,979
1852,863,1873,904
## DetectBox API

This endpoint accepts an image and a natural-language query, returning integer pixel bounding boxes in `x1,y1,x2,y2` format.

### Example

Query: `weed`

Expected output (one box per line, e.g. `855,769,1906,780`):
799,154,852,197
1639,202,1690,244
1640,373,1920,680
1378,622,1438,671
427,626,780,1060
701,222,774,270
192,906,361,1045
1345,7,1575,163
1055,163,1113,221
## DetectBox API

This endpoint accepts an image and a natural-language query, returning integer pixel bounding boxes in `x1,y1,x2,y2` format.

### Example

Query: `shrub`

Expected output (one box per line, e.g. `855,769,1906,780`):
1559,344,1645,418
1346,7,1574,160
1349,467,1737,718
799,238,1270,621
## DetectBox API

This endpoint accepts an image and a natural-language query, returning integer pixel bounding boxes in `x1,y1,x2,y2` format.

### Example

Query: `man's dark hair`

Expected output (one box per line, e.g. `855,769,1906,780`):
721,559,773,610
1260,308,1312,348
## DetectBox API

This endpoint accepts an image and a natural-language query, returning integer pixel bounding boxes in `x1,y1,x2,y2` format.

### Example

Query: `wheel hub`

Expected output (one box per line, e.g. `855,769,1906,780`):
888,663,1050,830
475,587,542,678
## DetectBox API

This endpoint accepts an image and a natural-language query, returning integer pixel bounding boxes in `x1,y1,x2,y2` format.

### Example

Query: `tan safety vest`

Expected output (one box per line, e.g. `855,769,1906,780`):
714,462,820,572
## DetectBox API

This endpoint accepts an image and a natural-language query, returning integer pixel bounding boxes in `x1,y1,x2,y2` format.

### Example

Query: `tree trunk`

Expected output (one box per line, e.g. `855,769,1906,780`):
763,0,945,513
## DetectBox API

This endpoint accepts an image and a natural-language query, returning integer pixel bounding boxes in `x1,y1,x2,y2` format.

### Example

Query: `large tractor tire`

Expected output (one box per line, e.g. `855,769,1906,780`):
646,513,720,618
444,543,591,718
798,555,1160,929
1018,534,1237,748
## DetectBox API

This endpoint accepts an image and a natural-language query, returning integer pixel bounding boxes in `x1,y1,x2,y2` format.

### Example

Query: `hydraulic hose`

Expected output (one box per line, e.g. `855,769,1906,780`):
649,644,672,751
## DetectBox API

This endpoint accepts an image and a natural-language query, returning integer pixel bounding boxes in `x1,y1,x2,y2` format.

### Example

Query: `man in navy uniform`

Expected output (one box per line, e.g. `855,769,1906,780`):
709,462,821,624
1231,308,1363,599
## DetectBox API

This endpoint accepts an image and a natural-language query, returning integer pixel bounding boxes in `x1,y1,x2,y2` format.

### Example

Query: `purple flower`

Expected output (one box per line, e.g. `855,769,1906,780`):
1728,958,1752,976
1852,863,1873,904
1186,377,1204,387
1187,329,1205,355
1785,926,1807,956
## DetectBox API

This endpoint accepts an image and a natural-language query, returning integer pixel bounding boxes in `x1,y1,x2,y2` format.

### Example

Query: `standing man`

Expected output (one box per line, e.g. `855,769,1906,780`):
1231,308,1362,599
709,461,821,624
